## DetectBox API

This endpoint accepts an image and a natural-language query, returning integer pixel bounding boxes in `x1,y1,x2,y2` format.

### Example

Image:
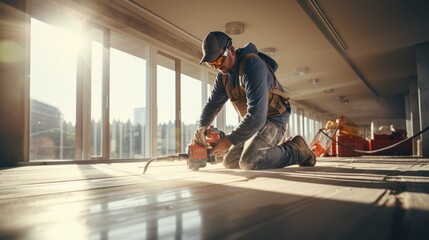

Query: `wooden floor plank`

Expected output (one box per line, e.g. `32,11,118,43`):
1,157,429,239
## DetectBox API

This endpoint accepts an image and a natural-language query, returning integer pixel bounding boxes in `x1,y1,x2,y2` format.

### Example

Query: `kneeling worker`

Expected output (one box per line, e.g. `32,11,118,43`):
192,31,316,170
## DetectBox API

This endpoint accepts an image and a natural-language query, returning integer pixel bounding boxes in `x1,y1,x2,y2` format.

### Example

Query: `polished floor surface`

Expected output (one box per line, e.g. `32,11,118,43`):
1,157,429,240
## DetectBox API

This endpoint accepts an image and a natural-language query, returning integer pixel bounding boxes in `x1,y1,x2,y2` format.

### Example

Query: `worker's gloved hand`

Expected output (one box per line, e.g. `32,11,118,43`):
192,126,207,147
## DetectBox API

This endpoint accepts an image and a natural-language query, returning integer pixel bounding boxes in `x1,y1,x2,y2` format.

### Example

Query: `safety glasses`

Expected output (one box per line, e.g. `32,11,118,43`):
206,38,231,68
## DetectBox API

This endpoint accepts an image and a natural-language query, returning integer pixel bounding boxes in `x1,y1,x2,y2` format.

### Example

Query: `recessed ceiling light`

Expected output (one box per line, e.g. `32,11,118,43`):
294,67,309,76
308,78,319,84
336,96,349,104
261,47,276,56
225,22,245,35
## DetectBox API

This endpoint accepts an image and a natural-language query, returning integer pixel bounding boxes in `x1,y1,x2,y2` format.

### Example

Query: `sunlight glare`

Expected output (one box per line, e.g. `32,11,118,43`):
30,18,87,123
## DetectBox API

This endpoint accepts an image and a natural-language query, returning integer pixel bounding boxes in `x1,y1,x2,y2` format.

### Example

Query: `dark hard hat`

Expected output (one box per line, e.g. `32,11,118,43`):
199,31,231,65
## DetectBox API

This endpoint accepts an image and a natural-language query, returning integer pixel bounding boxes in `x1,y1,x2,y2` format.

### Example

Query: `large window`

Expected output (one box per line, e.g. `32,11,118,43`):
109,32,148,159
27,5,325,162
225,101,239,134
289,107,298,137
30,18,77,160
30,11,108,161
207,72,218,129
90,35,104,158
303,114,310,143
180,61,202,152
157,53,177,156
297,108,305,137
286,104,325,143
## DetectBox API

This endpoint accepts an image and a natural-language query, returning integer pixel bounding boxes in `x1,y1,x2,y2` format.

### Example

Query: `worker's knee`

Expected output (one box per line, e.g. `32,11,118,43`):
239,160,255,170
223,152,240,169
223,160,239,169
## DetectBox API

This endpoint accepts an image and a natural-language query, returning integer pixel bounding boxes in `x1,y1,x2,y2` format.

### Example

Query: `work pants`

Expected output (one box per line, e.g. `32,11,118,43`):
223,120,299,170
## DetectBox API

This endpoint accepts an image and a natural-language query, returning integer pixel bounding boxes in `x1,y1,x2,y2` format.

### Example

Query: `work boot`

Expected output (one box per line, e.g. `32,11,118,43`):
292,135,316,166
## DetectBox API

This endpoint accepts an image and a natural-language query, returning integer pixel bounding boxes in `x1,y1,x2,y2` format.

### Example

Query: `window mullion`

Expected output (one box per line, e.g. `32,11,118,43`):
76,38,92,160
101,28,110,160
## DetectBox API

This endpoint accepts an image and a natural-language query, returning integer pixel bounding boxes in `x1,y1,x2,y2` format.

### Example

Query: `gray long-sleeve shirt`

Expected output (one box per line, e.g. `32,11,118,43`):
198,42,290,145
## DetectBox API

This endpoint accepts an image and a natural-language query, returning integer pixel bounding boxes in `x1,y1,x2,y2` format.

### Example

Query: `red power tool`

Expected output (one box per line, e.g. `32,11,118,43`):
187,126,225,171
142,126,225,174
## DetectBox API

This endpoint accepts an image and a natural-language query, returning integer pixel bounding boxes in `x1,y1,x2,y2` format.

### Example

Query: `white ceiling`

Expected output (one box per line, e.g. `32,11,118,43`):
115,0,429,126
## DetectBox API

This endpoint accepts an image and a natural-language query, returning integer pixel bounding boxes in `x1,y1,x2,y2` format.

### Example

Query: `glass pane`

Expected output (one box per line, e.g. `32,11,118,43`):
207,72,218,128
290,109,297,137
225,101,239,134
30,18,77,160
90,31,103,157
207,72,217,101
293,108,297,137
157,54,176,155
180,62,202,152
110,32,147,159
304,115,309,142
297,108,304,136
